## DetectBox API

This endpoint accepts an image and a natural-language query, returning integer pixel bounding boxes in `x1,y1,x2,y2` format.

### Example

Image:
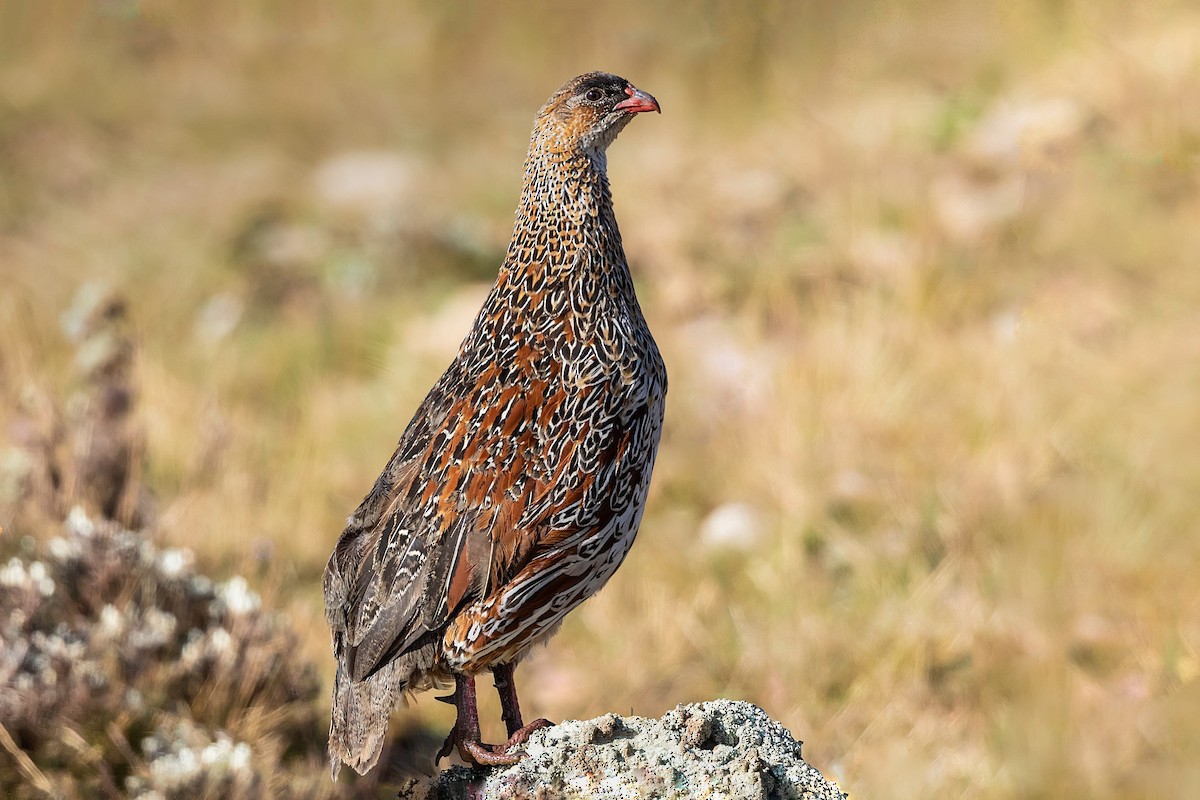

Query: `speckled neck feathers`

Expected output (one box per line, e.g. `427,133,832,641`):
491,132,634,320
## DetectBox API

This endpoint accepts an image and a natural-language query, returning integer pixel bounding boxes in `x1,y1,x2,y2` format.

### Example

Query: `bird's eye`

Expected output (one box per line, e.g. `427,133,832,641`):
584,88,603,102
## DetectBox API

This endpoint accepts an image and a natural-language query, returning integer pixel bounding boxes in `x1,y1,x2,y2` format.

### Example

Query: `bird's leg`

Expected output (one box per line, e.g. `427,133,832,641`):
492,662,525,737
491,662,554,748
436,673,523,768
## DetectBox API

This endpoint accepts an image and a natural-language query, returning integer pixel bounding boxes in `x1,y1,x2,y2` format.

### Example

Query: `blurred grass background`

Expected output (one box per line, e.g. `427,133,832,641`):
2,0,1200,796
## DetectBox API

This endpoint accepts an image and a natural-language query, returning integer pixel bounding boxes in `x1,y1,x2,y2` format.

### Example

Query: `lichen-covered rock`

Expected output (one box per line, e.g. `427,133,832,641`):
401,700,845,800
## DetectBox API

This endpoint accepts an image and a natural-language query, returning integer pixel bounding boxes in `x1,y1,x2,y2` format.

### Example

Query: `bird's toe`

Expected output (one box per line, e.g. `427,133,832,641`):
505,718,554,748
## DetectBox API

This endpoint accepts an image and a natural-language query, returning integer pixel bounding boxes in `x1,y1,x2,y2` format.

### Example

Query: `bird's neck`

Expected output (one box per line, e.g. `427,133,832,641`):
500,143,628,291
463,140,651,362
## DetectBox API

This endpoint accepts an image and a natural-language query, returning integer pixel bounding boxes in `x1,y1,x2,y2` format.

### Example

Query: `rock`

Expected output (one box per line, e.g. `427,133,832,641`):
400,700,845,800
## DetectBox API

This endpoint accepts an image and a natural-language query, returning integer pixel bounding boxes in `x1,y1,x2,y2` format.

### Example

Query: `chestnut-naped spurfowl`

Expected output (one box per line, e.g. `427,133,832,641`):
323,72,666,775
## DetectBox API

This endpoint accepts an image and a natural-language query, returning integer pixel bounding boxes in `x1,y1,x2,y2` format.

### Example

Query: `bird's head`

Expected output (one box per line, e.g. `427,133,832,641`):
534,72,660,157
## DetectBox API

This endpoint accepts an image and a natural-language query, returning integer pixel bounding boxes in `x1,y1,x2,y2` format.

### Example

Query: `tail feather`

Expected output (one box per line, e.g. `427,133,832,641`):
328,662,400,778
327,644,444,779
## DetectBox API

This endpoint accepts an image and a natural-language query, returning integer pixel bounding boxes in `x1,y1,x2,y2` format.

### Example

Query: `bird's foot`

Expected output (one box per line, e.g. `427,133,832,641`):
436,728,524,767
434,672,545,767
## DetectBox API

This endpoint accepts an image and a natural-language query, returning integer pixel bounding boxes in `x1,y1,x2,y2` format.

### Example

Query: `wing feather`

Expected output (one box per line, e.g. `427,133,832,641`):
323,356,560,684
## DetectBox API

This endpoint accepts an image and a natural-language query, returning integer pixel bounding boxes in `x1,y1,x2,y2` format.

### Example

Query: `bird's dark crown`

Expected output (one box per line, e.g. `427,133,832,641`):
568,72,632,100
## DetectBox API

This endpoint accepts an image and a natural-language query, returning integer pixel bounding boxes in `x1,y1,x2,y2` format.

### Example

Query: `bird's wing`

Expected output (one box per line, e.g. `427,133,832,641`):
322,357,466,676
325,348,576,682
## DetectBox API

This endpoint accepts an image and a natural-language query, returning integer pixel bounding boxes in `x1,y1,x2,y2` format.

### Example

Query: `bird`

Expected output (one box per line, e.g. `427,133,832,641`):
323,71,666,777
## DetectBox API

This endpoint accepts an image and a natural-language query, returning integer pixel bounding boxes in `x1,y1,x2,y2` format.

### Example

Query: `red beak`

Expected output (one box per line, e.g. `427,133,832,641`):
613,85,661,114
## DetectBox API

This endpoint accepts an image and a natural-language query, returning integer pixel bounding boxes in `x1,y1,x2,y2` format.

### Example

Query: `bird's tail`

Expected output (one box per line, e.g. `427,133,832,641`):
327,643,446,779
328,661,404,779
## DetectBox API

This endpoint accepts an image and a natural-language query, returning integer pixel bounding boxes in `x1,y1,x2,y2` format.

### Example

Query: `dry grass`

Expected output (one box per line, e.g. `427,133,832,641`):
3,1,1200,797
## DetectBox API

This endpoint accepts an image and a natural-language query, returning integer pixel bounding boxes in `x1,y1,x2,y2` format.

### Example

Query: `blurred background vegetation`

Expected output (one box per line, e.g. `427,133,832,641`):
2,0,1199,797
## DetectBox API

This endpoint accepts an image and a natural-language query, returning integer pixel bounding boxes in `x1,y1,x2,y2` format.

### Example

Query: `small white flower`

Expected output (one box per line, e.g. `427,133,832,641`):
99,605,124,635
200,739,223,766
229,742,252,772
0,558,26,587
157,549,192,579
130,608,177,650
216,576,260,615
65,506,95,538
210,627,232,654
27,561,54,596
47,536,81,561
175,747,199,778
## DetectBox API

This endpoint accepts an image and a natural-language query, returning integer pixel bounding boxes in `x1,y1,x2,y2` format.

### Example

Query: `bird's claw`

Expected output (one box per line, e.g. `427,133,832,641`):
436,731,456,764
